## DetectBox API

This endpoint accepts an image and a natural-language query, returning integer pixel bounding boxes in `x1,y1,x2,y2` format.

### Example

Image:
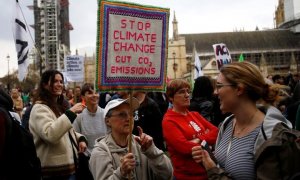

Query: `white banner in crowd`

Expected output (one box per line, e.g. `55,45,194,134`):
212,43,232,70
64,55,84,82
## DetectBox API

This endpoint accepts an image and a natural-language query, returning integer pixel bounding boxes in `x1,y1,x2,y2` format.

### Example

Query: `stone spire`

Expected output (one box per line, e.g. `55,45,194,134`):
172,11,179,41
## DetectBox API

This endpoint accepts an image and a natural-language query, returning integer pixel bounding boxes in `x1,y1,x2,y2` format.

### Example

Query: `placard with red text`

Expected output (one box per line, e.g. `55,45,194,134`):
212,43,232,70
96,0,169,91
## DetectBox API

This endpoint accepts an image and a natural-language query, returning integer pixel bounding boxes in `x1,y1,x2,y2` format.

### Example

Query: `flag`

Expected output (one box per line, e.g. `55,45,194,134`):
193,44,203,79
239,53,244,62
14,0,30,81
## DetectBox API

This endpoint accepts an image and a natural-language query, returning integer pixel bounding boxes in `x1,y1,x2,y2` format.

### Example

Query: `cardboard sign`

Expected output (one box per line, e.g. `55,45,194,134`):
212,43,232,70
96,0,169,91
64,55,84,82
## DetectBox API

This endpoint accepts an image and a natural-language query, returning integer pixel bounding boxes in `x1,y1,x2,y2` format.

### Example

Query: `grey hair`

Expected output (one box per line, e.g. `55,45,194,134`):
105,109,113,133
105,109,114,118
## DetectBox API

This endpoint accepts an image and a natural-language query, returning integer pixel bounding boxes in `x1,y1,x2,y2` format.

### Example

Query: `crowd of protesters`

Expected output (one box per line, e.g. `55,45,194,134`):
1,61,300,180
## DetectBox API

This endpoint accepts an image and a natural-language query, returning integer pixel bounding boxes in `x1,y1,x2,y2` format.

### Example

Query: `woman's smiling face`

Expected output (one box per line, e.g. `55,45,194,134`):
45,74,64,97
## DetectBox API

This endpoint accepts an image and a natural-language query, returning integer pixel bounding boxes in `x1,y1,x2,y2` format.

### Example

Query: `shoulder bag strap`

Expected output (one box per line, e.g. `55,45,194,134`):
69,132,78,169
69,131,79,150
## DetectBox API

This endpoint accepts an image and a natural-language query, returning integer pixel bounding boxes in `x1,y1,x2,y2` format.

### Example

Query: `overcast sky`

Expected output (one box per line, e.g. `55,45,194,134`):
0,0,278,78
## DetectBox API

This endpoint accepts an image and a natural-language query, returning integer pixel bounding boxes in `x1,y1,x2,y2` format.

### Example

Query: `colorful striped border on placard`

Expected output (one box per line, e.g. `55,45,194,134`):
96,0,169,92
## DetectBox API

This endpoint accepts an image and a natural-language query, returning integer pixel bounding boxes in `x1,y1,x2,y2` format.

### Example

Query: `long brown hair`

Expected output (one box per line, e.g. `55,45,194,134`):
34,70,67,117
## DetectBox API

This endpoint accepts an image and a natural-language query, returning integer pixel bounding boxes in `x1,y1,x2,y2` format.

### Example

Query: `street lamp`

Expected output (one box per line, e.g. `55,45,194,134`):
172,51,177,79
7,54,10,91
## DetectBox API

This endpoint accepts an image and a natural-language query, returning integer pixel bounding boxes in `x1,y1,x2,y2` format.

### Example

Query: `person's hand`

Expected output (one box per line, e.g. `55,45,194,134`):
78,141,87,153
201,149,217,170
120,153,135,177
69,103,86,114
191,145,203,163
134,126,153,151
192,146,217,170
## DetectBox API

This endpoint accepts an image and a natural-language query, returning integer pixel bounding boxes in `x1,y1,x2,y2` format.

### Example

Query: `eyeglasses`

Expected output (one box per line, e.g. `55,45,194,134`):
215,83,235,90
176,88,192,95
109,112,132,119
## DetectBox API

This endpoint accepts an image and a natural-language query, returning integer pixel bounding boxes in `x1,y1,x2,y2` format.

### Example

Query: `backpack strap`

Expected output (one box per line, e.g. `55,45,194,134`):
261,122,268,140
261,122,291,141
220,114,234,130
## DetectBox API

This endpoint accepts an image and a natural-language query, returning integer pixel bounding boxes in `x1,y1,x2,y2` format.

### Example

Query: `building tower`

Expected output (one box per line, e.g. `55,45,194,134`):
32,0,72,73
275,0,285,28
276,0,300,33
172,11,179,41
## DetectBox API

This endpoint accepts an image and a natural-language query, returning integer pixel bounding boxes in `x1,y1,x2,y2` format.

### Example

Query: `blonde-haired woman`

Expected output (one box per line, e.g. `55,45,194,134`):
192,61,292,179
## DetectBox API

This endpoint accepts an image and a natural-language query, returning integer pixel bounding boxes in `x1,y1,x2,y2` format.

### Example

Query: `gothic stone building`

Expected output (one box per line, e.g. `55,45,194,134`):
183,29,300,78
168,13,300,81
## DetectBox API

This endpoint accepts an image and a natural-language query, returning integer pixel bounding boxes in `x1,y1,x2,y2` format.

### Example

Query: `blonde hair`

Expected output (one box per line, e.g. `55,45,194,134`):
220,61,280,105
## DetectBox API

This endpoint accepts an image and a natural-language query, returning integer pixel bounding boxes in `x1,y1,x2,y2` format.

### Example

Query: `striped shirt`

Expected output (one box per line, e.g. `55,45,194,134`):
215,121,261,180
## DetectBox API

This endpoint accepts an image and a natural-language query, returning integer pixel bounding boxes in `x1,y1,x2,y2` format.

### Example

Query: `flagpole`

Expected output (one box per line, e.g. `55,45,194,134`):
7,55,10,91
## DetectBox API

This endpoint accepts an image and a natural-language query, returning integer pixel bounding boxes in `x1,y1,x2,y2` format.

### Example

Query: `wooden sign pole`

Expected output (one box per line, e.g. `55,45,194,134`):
128,91,133,180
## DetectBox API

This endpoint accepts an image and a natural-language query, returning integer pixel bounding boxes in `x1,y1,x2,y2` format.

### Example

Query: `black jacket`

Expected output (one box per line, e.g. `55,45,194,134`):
133,96,166,151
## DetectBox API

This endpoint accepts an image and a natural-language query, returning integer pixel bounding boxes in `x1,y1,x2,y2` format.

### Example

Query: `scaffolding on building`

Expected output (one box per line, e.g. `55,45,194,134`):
31,0,71,74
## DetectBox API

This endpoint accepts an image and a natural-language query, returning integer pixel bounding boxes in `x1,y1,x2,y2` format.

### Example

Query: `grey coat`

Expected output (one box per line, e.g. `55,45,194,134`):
89,134,173,180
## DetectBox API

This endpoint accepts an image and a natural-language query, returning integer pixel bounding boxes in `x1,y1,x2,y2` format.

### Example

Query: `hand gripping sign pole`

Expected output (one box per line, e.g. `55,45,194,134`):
128,91,134,154
96,0,169,178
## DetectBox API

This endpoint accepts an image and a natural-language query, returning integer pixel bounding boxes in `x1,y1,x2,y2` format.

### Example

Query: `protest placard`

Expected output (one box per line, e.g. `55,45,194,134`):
212,43,232,70
96,0,169,91
64,55,84,82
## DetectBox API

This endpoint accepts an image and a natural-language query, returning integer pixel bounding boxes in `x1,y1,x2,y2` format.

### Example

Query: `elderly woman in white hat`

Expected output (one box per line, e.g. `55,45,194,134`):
89,98,173,180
